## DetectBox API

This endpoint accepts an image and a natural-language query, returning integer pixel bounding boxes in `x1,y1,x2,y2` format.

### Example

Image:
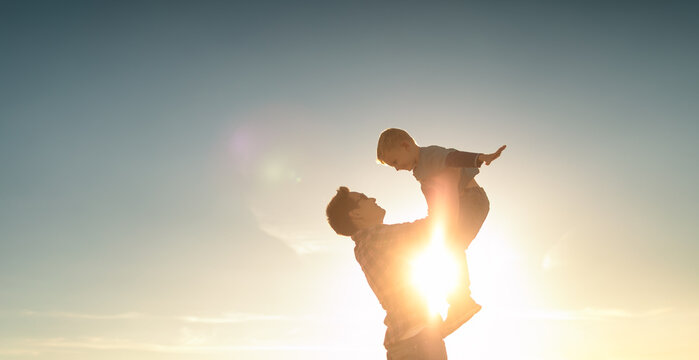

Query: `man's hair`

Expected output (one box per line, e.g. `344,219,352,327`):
326,186,360,237
376,128,416,164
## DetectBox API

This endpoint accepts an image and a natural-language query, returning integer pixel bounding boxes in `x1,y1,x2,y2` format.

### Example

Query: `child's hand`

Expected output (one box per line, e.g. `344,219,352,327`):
480,145,506,165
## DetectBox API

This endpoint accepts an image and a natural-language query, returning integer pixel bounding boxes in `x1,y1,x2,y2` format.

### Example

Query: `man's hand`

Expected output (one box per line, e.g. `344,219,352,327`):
479,145,506,165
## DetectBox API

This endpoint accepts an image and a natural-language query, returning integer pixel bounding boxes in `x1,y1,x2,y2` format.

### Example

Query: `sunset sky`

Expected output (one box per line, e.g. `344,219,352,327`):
1,1,698,359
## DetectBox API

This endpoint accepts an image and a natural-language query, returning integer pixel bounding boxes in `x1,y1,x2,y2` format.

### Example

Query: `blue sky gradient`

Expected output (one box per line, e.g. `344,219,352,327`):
1,1,698,359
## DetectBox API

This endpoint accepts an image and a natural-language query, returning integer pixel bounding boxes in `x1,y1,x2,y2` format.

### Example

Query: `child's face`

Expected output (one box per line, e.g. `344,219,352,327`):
383,144,417,171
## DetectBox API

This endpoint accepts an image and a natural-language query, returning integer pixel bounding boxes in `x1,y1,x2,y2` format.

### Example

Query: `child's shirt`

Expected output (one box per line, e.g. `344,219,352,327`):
413,145,482,199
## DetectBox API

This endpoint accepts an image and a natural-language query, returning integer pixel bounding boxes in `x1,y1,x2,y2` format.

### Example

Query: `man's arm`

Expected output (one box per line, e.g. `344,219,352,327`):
423,168,461,234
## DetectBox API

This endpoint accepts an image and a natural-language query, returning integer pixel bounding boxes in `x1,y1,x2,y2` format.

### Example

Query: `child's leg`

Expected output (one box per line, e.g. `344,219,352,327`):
447,250,471,304
440,187,489,336
442,250,481,337
456,186,490,249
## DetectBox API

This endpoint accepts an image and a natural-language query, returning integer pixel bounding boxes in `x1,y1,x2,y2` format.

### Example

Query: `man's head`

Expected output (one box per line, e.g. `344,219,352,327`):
376,128,420,171
326,186,386,236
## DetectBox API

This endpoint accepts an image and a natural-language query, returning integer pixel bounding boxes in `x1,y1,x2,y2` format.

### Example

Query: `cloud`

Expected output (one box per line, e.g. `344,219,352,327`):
581,307,673,319
0,348,40,356
254,222,337,254
513,307,674,321
11,337,330,354
0,310,341,356
16,310,145,320
178,312,290,324
250,204,340,255
5,310,306,324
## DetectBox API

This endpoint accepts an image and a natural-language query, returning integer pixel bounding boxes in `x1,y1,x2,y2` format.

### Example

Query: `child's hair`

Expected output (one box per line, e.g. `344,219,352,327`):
376,128,416,164
326,186,360,236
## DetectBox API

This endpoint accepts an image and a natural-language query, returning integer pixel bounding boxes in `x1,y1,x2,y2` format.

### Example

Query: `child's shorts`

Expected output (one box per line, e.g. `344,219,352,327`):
454,186,490,249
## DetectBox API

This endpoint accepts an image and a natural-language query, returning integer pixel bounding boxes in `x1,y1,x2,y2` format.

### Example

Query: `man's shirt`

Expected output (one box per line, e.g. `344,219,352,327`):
352,219,442,347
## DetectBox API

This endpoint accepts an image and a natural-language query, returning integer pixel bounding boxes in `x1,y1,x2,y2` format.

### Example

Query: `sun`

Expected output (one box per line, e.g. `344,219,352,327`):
411,224,459,318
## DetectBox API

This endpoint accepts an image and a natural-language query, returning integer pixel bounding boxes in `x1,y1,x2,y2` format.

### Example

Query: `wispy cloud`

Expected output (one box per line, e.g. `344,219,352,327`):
249,197,340,255
254,217,337,254
12,337,330,354
16,310,145,320
0,348,41,357
7,306,683,326
513,307,674,321
582,307,673,319
178,313,289,324
4,310,307,324
0,311,340,356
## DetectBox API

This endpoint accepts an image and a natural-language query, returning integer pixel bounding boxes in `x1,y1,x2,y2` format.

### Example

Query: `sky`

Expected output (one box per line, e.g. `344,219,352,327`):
1,1,698,359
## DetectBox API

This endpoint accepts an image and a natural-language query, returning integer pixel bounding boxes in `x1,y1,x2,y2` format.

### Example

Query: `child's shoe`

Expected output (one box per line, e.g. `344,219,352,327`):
440,296,481,337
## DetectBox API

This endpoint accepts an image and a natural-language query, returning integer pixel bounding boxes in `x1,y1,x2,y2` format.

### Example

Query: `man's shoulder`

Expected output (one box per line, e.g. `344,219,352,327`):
353,219,433,265
354,219,432,246
385,219,431,234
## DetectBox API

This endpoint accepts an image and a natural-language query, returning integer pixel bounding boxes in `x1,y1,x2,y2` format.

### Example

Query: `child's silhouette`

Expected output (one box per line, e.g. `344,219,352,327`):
376,128,506,336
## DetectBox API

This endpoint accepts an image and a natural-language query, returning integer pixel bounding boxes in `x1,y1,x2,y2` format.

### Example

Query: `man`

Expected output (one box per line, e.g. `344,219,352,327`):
325,169,481,360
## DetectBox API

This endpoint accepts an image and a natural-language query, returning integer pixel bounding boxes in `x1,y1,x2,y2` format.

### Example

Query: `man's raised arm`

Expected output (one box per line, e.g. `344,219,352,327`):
423,167,461,234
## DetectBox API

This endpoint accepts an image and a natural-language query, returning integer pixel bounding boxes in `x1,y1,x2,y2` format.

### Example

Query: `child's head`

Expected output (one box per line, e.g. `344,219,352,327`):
376,128,420,171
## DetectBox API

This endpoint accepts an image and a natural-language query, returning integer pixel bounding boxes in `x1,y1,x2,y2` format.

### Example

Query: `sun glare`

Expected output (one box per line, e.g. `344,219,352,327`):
411,225,458,318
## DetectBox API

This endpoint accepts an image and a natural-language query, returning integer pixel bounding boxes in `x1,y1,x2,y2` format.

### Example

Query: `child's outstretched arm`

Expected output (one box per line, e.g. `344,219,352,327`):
445,150,483,168
478,145,506,165
444,144,507,168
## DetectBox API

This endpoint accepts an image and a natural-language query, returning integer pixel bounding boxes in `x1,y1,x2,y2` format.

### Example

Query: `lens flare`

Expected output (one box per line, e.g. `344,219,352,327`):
411,225,459,318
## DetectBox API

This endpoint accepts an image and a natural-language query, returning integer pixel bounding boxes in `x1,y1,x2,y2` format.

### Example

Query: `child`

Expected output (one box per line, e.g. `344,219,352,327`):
376,128,506,337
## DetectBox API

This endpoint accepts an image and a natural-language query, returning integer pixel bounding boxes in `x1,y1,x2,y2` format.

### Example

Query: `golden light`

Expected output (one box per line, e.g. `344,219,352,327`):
411,225,459,318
